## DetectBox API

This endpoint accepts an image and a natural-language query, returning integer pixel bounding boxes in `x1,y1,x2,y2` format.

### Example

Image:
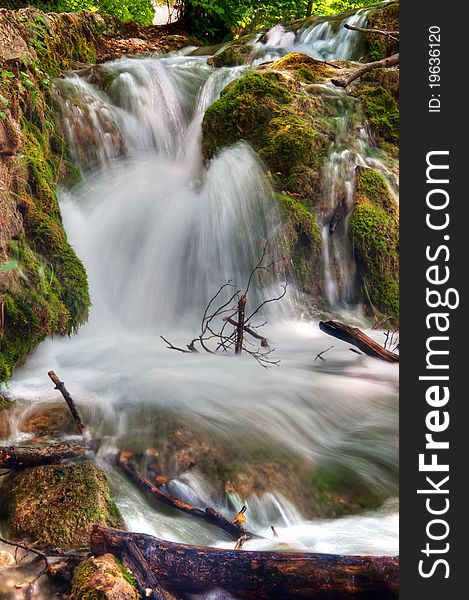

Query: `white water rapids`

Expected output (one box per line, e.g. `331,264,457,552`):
1,5,398,568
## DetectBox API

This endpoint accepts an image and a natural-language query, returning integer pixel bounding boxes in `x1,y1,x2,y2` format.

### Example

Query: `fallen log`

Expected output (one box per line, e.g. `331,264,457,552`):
118,451,257,540
319,321,399,363
0,441,89,469
91,526,399,600
331,53,399,88
48,371,87,435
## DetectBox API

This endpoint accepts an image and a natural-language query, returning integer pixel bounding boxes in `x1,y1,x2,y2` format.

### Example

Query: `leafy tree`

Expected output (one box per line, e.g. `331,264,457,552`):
175,0,380,39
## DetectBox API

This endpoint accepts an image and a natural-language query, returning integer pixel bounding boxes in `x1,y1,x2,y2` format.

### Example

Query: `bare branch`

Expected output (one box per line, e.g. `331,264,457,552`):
344,23,399,42
331,53,399,88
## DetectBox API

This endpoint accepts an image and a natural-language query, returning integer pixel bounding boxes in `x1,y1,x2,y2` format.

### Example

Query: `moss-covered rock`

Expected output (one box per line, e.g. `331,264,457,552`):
350,167,399,319
276,193,323,297
202,55,336,300
72,554,139,600
207,43,252,68
353,67,399,151
365,1,399,61
268,53,336,84
0,461,123,548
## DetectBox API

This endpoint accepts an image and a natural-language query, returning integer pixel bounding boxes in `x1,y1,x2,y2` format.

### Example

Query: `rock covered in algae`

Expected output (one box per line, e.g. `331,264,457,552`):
72,554,139,600
0,461,123,548
350,167,399,319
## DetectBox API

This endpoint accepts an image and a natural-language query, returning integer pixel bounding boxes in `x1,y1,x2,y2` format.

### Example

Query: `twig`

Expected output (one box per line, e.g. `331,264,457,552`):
160,336,192,354
48,371,87,435
314,345,334,362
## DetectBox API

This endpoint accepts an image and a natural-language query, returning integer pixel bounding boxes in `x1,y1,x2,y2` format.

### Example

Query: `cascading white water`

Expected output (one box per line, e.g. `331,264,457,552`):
2,7,398,568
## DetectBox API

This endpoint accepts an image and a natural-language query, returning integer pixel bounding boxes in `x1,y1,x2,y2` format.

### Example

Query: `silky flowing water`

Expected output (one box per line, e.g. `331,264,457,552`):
1,6,399,578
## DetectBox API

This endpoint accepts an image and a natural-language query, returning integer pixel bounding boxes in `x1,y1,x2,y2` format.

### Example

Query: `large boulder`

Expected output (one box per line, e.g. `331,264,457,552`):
0,461,123,548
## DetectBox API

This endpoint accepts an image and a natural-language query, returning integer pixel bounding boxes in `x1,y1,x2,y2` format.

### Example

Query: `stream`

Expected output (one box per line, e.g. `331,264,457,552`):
0,5,399,574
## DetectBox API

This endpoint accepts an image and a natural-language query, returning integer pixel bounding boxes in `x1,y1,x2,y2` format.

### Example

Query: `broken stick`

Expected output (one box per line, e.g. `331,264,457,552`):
48,371,87,435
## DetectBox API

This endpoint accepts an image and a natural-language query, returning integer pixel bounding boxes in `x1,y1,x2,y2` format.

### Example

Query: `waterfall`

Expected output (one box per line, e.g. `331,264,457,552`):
3,8,398,559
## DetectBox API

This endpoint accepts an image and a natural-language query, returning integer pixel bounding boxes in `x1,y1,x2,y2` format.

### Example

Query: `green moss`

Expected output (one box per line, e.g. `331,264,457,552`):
366,1,399,61
202,71,292,159
276,194,323,295
72,555,139,600
354,85,399,146
1,462,123,548
260,115,324,195
350,168,399,318
311,464,383,518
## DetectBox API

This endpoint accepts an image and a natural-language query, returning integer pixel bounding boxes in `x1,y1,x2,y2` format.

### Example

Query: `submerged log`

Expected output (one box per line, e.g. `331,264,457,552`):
118,451,256,540
0,441,88,469
91,526,399,600
319,321,399,363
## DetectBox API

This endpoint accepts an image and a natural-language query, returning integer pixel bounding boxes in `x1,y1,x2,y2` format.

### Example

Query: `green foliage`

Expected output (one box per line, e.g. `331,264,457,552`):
176,0,381,40
2,0,154,26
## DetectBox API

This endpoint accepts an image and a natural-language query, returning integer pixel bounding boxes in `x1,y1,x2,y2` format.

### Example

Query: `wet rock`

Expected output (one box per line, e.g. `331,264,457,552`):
0,461,123,548
366,1,399,60
207,43,253,68
72,554,139,600
0,549,15,568
18,401,76,436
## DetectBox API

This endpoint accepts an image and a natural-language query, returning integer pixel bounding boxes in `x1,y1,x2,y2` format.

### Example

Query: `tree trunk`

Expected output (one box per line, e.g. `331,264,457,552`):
0,441,88,469
319,321,399,363
235,295,247,354
91,526,399,600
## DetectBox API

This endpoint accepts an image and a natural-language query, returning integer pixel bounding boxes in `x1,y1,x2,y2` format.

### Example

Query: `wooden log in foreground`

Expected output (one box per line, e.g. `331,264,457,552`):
91,526,399,600
319,321,399,363
0,441,88,469
118,451,256,540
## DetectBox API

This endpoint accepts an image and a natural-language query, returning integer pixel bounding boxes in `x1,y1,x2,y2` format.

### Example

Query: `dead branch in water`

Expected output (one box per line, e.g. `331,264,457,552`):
48,371,87,435
319,321,399,363
162,244,286,368
118,451,258,541
331,53,399,88
90,525,399,600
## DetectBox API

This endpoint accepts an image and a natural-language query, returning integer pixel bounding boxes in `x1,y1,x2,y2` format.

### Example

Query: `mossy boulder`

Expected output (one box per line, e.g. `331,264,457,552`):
207,43,252,68
350,167,399,319
0,461,123,548
276,193,323,297
201,58,333,299
365,1,399,61
353,67,399,152
72,554,139,600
